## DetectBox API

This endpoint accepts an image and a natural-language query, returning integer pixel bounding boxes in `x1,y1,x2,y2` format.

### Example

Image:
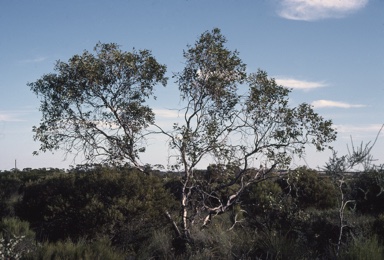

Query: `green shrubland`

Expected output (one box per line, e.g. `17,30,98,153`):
0,165,383,259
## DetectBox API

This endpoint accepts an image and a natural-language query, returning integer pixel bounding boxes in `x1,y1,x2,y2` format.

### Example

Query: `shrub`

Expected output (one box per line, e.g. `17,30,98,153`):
351,171,384,215
373,214,384,240
0,218,36,259
0,174,23,218
138,228,174,259
339,235,384,260
278,167,338,210
185,214,256,259
253,230,310,260
241,179,296,231
25,238,124,260
16,167,176,253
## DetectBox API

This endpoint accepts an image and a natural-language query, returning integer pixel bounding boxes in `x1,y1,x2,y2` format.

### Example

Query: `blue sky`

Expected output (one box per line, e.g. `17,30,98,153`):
0,0,383,170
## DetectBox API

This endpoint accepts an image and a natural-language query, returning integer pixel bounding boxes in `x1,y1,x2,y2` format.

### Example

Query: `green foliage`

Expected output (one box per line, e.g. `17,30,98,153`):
242,183,373,258
373,214,384,240
0,173,23,218
279,167,338,210
287,209,375,257
169,28,247,172
351,171,384,215
245,72,336,165
254,230,310,260
339,235,384,260
0,218,36,259
176,27,246,115
0,218,35,239
182,214,256,259
138,213,257,259
28,42,167,167
16,167,175,253
0,169,67,219
243,179,285,216
241,178,304,235
25,238,124,260
1,165,383,258
138,228,174,259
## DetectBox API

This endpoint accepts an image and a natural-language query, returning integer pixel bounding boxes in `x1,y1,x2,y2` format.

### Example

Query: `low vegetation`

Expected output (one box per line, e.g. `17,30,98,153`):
1,164,383,259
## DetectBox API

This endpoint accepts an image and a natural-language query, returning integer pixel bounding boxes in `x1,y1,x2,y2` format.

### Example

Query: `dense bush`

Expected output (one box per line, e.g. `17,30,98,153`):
373,214,384,241
25,238,125,260
278,167,338,210
1,165,384,258
0,168,66,219
0,173,24,218
16,167,176,254
339,235,384,260
351,171,384,215
241,179,290,230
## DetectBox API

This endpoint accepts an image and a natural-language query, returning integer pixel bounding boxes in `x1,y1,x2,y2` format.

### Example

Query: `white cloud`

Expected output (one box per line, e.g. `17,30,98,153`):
275,77,326,90
278,0,368,21
311,100,366,108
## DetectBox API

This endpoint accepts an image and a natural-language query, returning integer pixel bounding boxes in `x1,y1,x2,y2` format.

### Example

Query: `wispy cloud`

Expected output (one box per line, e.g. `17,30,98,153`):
277,0,368,21
311,100,366,108
335,124,383,134
154,109,181,119
152,109,186,130
0,112,24,122
275,77,326,90
0,109,36,122
20,56,48,64
334,124,384,142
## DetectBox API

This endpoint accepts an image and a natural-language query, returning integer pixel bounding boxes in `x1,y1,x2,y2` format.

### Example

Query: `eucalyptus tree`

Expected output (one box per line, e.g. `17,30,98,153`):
159,28,337,239
29,43,167,170
30,29,337,242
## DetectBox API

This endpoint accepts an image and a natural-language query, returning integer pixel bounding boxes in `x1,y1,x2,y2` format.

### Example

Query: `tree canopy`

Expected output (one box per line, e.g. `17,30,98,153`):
153,28,337,238
29,43,167,169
